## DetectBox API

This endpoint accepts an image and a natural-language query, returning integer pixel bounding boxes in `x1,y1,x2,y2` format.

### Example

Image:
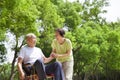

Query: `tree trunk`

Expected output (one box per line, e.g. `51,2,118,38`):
84,72,90,80
9,48,18,80
9,37,19,80
9,37,24,80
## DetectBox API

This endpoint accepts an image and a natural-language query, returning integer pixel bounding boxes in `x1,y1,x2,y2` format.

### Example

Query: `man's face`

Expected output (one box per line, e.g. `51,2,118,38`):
26,37,36,47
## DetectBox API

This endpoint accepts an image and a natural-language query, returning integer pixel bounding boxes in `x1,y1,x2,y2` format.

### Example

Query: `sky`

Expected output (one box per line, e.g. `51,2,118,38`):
69,0,120,22
102,0,120,22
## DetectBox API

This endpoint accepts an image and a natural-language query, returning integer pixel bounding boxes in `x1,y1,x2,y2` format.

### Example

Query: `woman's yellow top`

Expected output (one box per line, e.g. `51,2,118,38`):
51,38,73,62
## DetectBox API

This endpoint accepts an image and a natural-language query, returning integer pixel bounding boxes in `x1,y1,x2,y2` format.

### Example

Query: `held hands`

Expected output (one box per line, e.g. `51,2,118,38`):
50,52,58,58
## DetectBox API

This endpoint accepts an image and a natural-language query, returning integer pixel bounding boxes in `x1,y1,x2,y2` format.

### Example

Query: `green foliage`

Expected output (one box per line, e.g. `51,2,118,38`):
0,0,120,80
52,0,82,29
0,0,40,37
82,0,109,23
73,22,120,79
0,63,18,80
0,44,6,63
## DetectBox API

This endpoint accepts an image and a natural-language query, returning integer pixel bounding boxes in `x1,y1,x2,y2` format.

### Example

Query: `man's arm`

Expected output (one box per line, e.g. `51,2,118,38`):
43,56,54,64
17,57,25,80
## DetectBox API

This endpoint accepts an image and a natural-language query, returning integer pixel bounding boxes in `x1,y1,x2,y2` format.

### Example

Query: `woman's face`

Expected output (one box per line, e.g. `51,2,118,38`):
55,31,62,40
26,37,36,47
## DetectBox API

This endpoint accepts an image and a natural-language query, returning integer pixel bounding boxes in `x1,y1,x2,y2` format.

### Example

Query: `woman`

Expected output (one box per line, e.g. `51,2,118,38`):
51,28,74,80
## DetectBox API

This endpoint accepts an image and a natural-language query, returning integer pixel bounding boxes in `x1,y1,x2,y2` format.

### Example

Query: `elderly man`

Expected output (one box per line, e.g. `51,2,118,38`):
17,33,64,80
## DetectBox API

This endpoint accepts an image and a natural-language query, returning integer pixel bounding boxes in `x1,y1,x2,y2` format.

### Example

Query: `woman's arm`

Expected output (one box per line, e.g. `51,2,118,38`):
51,49,72,58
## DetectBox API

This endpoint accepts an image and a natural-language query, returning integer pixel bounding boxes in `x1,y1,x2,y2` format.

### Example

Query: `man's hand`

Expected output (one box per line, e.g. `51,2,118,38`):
19,72,25,80
17,57,25,80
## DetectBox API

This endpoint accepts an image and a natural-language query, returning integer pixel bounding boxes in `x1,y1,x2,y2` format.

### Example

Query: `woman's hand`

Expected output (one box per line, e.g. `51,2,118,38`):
49,54,55,59
51,52,58,58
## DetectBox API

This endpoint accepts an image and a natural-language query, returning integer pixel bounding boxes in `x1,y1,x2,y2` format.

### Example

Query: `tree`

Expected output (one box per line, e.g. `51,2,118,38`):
0,44,7,63
51,0,82,30
81,0,109,24
34,0,64,55
0,0,120,80
0,30,6,63
0,0,40,79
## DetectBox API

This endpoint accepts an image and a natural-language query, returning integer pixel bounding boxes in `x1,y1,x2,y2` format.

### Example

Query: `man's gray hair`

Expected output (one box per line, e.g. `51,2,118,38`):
26,33,36,39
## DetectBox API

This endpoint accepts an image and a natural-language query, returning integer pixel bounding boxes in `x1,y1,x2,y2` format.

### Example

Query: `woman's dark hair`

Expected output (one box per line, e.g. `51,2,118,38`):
55,28,65,37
